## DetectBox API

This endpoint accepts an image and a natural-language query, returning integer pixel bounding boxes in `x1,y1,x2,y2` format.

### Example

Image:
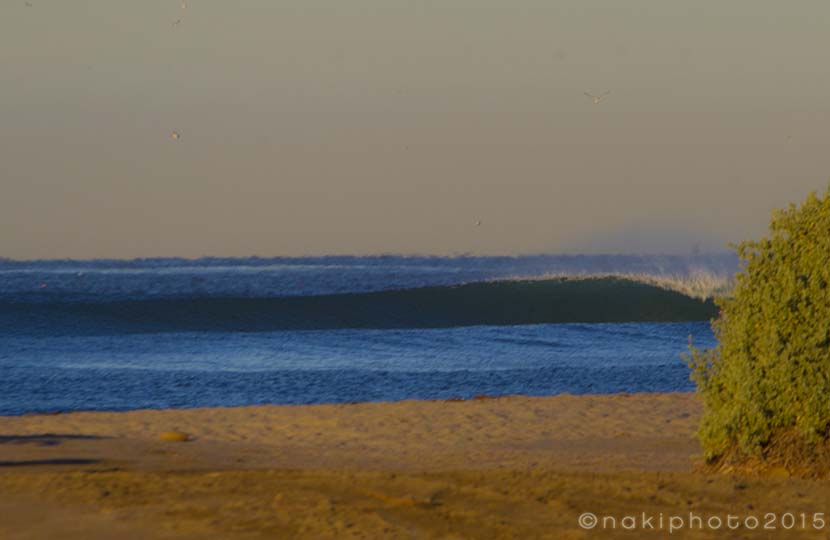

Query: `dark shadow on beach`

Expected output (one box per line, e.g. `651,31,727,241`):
0,434,106,447
0,458,101,468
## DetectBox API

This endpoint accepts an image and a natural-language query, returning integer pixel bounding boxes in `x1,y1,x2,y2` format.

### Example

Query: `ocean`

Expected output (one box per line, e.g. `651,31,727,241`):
0,255,733,415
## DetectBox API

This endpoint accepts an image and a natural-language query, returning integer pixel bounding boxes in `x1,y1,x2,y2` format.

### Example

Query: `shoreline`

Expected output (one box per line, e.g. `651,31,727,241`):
5,390,699,418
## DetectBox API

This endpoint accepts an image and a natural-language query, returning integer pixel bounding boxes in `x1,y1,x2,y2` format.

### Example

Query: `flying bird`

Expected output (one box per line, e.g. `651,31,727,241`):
170,131,181,141
584,91,611,105
172,19,181,27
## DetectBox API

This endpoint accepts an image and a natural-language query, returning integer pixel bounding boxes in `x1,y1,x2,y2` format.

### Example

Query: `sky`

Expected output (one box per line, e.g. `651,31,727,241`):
1,1,829,259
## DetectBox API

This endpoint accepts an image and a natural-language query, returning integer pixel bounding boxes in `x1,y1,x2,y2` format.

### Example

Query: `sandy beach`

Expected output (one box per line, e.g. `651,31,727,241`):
1,393,827,539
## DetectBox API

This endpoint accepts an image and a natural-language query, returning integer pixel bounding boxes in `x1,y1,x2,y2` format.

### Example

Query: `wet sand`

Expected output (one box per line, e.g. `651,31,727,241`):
0,393,827,539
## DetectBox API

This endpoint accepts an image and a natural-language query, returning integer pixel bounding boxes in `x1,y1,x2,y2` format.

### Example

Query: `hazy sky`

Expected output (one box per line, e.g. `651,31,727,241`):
2,1,829,259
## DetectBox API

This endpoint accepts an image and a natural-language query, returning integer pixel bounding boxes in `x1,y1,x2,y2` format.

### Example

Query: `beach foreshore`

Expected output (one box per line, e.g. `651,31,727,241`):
0,393,827,539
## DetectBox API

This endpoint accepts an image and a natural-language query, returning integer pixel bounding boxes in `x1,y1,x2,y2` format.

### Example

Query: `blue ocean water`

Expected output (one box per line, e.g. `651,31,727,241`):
0,255,727,415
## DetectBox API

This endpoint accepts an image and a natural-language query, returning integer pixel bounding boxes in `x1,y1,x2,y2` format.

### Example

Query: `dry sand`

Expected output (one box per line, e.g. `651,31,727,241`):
0,393,827,539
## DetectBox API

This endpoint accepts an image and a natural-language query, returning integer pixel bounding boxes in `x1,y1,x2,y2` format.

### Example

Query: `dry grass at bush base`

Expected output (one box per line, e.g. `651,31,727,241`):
696,431,830,479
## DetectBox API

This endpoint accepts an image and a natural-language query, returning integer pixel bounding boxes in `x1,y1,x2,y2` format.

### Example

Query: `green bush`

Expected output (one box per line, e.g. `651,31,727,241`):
688,188,830,464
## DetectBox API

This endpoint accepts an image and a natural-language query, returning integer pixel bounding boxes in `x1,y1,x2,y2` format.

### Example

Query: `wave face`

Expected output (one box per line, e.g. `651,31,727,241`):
1,277,717,337
0,254,730,336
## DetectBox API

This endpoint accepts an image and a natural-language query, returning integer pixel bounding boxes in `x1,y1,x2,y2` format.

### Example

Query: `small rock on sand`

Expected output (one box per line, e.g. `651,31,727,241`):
159,431,191,442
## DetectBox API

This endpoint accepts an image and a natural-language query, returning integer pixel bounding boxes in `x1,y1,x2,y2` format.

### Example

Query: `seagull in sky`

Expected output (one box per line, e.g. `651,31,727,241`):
584,91,611,105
